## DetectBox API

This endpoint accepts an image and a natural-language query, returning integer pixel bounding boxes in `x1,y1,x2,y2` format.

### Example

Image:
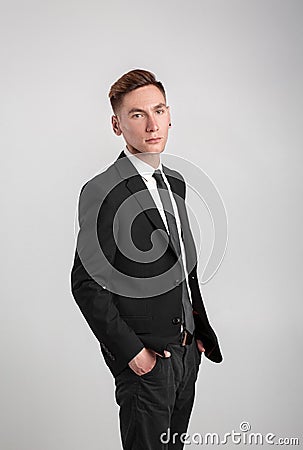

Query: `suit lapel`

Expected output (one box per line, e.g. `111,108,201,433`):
114,150,192,262
126,174,168,238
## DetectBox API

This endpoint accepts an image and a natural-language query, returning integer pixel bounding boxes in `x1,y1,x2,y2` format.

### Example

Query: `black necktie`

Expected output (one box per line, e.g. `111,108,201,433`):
152,169,195,335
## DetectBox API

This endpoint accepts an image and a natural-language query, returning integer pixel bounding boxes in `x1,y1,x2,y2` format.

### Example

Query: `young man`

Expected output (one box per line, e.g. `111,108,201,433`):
71,69,222,450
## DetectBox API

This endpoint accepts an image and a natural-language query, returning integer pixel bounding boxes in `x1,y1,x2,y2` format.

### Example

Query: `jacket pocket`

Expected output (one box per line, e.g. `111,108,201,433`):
120,315,152,334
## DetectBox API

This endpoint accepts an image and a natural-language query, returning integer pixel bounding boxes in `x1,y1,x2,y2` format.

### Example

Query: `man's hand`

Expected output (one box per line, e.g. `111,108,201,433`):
128,347,171,376
196,339,205,353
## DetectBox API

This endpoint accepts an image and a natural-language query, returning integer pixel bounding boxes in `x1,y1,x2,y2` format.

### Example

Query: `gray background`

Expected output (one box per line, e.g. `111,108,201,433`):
1,0,302,448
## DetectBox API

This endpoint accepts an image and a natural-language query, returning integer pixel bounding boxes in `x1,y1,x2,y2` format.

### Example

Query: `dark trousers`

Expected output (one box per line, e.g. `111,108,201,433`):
114,338,202,450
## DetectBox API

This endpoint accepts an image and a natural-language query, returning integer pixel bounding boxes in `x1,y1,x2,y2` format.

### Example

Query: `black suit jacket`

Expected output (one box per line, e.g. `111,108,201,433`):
71,150,223,377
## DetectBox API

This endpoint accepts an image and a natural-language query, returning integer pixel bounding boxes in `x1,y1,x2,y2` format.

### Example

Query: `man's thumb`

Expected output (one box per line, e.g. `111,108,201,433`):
154,350,171,358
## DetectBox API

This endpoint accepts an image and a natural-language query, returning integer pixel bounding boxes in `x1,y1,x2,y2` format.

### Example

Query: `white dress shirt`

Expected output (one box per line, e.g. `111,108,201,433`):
123,146,193,315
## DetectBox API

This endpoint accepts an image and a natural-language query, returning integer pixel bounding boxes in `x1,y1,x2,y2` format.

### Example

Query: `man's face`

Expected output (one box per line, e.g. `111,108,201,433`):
112,84,171,155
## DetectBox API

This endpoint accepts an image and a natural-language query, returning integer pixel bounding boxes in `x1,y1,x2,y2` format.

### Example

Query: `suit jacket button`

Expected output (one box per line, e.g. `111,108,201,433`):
172,317,182,325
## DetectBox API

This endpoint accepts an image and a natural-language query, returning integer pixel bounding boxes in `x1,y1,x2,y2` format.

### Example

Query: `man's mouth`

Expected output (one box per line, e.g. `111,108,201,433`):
145,137,162,143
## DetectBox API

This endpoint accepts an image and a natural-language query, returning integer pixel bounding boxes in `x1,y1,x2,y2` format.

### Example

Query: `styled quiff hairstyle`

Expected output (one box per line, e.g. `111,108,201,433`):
108,69,166,115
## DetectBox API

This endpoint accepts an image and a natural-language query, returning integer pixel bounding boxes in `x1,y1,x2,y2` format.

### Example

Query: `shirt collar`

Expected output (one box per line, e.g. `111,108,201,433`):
123,146,163,181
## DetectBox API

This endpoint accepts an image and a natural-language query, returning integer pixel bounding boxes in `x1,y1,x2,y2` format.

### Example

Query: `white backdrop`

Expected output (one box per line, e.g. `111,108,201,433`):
1,1,302,449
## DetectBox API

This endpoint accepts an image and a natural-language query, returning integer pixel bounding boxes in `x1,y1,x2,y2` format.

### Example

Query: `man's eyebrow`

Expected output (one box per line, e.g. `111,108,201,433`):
127,103,167,115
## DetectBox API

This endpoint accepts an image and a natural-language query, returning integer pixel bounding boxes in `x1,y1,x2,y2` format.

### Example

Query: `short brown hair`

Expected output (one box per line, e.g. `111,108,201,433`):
108,69,166,114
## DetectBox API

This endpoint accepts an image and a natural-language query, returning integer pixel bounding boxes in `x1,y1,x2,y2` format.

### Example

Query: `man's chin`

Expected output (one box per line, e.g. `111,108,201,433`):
128,148,165,156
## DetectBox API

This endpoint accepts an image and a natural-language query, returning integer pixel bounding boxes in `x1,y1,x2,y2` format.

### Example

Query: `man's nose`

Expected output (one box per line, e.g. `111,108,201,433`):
146,116,159,132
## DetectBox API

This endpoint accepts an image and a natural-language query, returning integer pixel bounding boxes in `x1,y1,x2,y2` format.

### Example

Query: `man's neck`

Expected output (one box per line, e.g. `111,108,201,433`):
126,145,161,169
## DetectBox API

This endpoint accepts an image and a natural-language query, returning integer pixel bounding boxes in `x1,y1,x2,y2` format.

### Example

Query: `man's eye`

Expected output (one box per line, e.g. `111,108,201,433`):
132,113,143,118
156,109,164,114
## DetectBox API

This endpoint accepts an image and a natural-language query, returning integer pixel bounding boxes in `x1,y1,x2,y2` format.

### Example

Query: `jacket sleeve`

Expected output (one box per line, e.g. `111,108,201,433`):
190,264,223,363
71,179,145,366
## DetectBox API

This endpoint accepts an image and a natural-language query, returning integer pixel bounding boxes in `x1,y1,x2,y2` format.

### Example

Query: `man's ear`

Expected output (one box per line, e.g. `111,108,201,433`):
112,115,122,136
167,105,171,127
